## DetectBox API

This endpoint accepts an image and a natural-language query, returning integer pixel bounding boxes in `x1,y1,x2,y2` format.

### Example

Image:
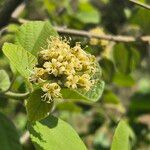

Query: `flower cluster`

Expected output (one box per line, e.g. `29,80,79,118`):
89,27,109,47
29,37,97,103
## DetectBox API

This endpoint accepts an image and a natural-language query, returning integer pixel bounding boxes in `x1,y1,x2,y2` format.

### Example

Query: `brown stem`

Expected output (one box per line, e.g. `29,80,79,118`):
2,17,150,43
55,27,150,43
129,0,150,10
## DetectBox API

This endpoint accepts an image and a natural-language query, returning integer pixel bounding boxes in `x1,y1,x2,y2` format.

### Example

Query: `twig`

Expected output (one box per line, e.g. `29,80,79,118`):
55,27,150,43
129,0,150,10
2,17,150,43
12,2,26,18
3,91,30,100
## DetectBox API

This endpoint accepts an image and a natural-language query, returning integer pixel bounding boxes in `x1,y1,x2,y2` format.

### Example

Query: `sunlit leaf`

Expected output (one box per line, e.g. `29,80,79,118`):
16,21,58,55
3,43,37,78
28,115,87,150
111,120,135,150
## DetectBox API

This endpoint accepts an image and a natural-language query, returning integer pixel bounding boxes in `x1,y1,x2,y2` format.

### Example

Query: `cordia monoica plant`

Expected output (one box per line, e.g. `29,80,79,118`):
1,21,105,150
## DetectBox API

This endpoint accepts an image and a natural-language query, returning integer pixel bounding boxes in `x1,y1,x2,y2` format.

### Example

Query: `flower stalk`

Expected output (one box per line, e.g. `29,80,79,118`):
2,91,30,100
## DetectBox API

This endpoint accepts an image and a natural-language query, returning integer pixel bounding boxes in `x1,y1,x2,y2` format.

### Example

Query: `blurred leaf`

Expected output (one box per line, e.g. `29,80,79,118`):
7,24,19,33
44,0,56,13
129,9,150,34
129,92,150,113
130,47,140,71
0,69,10,91
13,113,27,134
26,89,54,122
28,115,87,150
0,112,22,150
104,103,125,115
16,21,58,55
113,43,130,74
101,0,110,4
113,72,135,87
113,44,140,74
99,58,115,83
56,102,82,113
111,120,135,150
103,90,120,104
0,97,8,108
0,34,14,48
44,0,72,14
3,43,37,78
94,125,112,149
75,1,100,24
137,77,150,93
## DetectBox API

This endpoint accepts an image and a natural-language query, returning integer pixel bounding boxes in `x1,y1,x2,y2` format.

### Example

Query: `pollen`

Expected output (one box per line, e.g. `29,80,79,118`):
29,36,98,103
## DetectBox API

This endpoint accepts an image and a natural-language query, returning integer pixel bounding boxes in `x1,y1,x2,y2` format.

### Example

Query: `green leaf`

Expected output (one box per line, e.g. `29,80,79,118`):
16,21,58,55
103,90,120,104
2,43,37,78
28,115,87,150
129,47,140,71
0,69,10,91
129,9,150,34
56,102,82,113
61,80,105,103
26,89,54,122
75,2,100,24
113,72,135,87
111,120,135,150
113,44,140,74
61,63,104,103
129,92,150,113
113,43,130,74
0,112,22,150
99,58,115,83
0,97,8,108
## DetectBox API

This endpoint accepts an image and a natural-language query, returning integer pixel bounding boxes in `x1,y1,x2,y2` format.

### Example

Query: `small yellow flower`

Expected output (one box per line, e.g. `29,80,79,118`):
41,83,62,103
43,59,61,76
78,74,93,91
29,37,98,102
29,68,46,83
64,62,75,75
65,75,79,89
89,27,109,47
